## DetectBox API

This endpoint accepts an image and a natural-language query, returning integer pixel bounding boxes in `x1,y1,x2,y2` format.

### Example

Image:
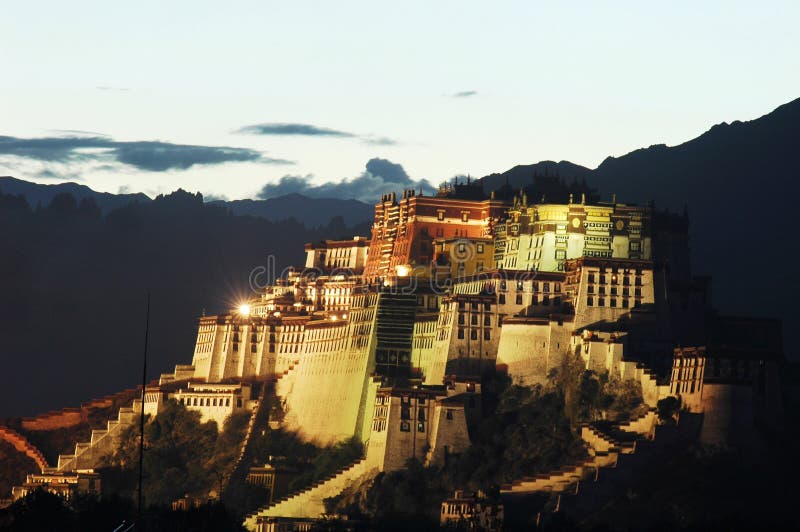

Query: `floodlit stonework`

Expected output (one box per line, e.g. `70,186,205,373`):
19,183,782,529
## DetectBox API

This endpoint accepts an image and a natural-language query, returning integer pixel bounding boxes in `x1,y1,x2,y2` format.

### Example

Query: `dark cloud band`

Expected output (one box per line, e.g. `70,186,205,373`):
236,123,355,137
0,135,289,172
237,122,397,146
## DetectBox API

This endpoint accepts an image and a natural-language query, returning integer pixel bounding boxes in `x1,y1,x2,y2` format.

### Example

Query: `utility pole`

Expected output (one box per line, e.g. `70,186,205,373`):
137,293,151,528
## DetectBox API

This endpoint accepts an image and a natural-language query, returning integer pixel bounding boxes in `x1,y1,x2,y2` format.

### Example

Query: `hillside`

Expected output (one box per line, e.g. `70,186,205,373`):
0,176,375,228
213,194,373,227
0,189,370,418
0,175,150,213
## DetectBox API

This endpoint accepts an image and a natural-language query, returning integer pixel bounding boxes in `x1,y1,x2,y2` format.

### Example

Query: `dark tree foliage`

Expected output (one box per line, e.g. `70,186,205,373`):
326,365,645,527
102,399,248,506
248,428,363,493
0,489,244,532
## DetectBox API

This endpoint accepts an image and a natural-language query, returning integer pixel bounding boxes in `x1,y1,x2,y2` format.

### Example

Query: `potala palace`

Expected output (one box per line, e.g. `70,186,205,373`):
5,176,783,530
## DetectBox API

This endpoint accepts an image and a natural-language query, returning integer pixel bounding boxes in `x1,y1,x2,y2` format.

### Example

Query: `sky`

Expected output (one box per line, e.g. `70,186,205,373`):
1,0,798,202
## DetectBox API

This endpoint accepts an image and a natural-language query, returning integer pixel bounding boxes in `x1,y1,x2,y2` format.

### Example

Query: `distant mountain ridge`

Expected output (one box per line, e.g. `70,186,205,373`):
212,194,373,227
0,176,373,227
0,175,150,213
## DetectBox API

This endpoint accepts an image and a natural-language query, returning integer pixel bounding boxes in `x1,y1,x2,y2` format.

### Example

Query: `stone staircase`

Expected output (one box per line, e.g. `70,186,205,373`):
242,457,375,530
55,397,143,472
0,426,50,471
501,409,657,496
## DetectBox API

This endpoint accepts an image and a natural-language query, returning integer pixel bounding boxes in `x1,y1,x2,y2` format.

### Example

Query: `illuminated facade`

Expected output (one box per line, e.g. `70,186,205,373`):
363,183,510,282
494,194,651,272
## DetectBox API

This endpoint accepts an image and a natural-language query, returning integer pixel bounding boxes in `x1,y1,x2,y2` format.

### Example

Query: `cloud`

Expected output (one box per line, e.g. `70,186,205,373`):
238,122,398,146
450,90,478,98
257,157,435,203
362,136,397,146
0,134,291,172
96,86,130,92
236,123,355,138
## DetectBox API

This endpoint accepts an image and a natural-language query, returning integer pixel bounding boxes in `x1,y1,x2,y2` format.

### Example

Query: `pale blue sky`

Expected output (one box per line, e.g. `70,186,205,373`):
1,0,798,200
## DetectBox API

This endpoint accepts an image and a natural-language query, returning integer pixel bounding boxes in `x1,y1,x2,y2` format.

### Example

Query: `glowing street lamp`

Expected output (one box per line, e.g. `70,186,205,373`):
396,264,412,277
238,303,251,316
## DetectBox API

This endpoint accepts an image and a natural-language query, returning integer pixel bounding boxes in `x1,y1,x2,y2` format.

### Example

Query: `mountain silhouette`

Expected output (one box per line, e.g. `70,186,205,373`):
212,193,373,227
480,97,800,350
0,175,150,213
0,176,374,228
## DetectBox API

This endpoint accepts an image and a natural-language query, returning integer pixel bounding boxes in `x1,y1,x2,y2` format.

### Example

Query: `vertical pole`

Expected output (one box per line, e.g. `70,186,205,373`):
137,293,151,526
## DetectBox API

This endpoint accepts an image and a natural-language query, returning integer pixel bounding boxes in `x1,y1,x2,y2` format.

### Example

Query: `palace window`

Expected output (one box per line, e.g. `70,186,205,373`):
446,410,454,420
401,407,411,420
499,294,506,304
471,314,478,325
471,301,478,310
458,327,465,340
484,315,491,326
458,313,465,325
587,296,594,306
437,211,445,221
543,282,550,293
418,422,425,433
484,329,491,341
610,298,617,308
462,212,469,222
588,273,595,283
598,297,606,306
484,302,491,311
622,299,629,308
515,294,523,304
400,421,411,432
477,243,484,253
470,329,478,340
